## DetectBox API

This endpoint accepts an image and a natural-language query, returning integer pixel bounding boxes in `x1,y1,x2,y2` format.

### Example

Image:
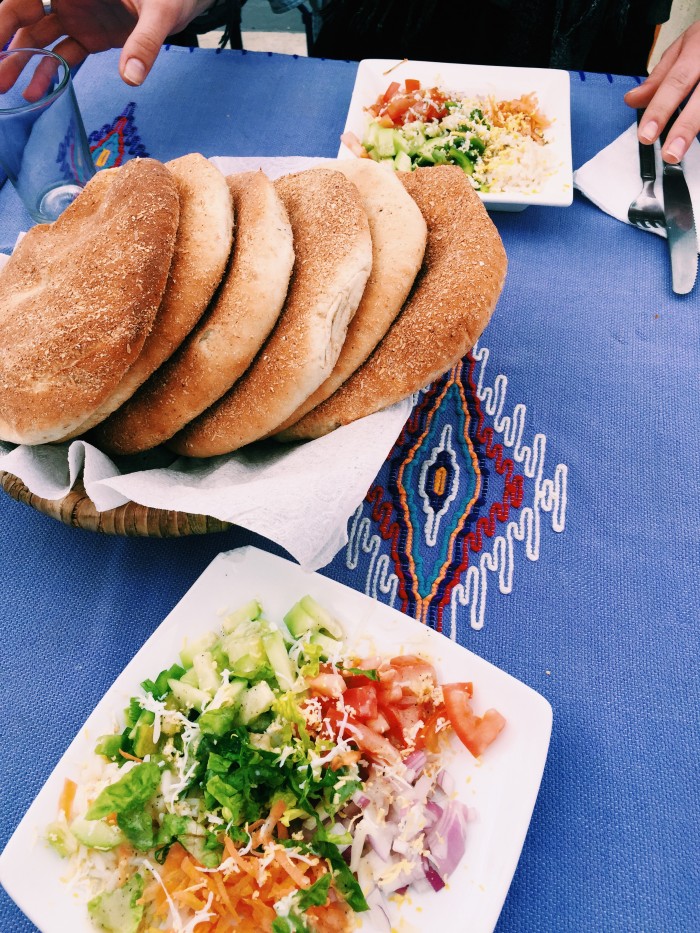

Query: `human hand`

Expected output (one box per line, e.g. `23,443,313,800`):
624,20,700,164
0,0,211,90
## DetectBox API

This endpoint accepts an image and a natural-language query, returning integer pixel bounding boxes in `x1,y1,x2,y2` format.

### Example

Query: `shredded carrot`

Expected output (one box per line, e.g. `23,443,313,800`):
58,778,77,821
252,798,287,847
272,847,311,888
144,840,349,933
223,837,258,877
118,749,144,763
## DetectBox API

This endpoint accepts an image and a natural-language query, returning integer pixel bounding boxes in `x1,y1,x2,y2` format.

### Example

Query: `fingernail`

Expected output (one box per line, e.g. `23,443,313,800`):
638,119,658,143
664,137,685,163
123,58,146,86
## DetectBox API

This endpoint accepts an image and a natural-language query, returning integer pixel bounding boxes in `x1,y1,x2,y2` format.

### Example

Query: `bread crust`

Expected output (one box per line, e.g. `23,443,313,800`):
280,165,507,441
272,159,427,434
170,167,372,458
72,154,233,439
94,170,293,455
0,158,179,445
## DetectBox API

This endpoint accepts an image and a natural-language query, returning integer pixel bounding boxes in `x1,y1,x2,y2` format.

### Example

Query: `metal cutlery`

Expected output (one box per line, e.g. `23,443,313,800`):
659,113,698,295
627,110,665,231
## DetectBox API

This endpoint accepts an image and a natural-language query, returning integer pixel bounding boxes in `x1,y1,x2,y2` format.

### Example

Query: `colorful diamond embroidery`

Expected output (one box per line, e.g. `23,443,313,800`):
88,103,148,169
339,344,568,634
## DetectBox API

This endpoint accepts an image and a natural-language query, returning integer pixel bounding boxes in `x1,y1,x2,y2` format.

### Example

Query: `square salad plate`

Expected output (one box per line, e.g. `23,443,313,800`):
0,546,552,933
339,58,573,211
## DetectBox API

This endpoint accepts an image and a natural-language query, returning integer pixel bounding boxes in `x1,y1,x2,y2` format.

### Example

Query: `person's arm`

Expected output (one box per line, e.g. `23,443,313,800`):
624,19,700,164
0,0,212,87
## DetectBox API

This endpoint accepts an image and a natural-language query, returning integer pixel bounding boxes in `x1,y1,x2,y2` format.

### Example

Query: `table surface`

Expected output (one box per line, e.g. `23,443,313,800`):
1,46,698,933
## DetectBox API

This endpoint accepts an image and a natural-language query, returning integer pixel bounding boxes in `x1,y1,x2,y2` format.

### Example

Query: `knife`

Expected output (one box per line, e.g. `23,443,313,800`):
660,112,698,295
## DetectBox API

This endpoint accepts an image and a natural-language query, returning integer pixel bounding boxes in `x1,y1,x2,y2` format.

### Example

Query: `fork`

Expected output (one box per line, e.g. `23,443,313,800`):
627,110,665,231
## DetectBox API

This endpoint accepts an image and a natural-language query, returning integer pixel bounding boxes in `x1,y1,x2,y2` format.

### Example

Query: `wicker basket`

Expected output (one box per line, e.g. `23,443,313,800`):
0,471,231,536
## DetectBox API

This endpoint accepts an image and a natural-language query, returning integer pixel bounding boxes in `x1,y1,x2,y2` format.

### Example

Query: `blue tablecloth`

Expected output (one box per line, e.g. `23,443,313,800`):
1,46,698,933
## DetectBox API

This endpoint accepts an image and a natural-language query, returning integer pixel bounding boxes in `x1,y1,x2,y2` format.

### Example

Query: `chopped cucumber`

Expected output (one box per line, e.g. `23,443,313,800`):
193,650,221,695
394,150,413,172
309,631,343,660
88,873,144,933
168,677,210,712
46,821,78,858
284,595,343,640
179,630,218,669
238,681,276,725
222,630,269,678
208,678,247,711
179,666,200,689
263,629,296,691
221,599,262,634
71,816,125,851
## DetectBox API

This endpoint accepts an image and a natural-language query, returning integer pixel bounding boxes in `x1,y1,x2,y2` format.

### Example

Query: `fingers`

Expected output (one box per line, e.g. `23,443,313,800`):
22,37,90,102
623,22,700,162
0,0,46,49
659,86,700,163
118,0,182,86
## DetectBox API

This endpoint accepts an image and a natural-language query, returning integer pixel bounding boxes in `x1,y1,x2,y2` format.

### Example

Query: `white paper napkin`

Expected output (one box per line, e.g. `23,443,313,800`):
0,156,414,569
573,123,700,252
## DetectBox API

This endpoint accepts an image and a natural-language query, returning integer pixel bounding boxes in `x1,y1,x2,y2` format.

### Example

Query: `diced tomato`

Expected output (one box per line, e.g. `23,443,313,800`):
404,78,421,92
380,80,401,104
415,704,448,753
380,702,423,747
376,114,395,128
388,655,438,696
442,683,506,758
346,721,403,767
343,684,378,721
385,94,415,124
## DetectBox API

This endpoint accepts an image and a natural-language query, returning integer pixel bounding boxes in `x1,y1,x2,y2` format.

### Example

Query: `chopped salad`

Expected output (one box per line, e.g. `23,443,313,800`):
47,595,505,933
342,78,556,194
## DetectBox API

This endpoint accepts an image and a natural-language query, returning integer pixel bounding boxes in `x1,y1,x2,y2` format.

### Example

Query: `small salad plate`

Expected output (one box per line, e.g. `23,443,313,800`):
339,58,573,211
0,546,552,933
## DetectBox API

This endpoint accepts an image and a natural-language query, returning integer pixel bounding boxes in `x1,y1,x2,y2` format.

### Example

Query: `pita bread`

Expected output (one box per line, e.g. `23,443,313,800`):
0,158,179,445
68,154,233,440
94,170,293,455
271,158,427,434
280,164,507,441
170,167,373,458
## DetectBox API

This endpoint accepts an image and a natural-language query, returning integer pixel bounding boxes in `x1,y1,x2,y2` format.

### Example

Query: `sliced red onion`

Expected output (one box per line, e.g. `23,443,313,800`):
425,799,443,823
352,791,371,808
403,749,427,781
436,768,455,796
424,799,470,879
366,823,393,862
422,856,446,892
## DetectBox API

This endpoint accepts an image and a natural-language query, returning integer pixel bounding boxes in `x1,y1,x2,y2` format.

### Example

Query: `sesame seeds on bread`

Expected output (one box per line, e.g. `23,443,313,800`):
93,170,294,455
279,165,507,441
0,158,179,446
272,158,427,435
169,167,373,458
67,153,234,440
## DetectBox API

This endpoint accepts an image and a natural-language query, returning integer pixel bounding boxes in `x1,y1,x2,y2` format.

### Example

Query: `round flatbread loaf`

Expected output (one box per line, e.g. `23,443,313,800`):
280,164,507,441
72,154,233,440
0,158,179,445
94,170,293,455
170,167,373,458
271,158,427,435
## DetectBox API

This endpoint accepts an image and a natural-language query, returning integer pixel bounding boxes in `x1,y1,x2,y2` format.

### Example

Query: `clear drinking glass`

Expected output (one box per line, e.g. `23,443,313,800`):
0,48,95,223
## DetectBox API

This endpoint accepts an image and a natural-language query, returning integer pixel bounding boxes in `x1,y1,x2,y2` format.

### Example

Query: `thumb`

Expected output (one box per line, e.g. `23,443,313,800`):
118,2,181,86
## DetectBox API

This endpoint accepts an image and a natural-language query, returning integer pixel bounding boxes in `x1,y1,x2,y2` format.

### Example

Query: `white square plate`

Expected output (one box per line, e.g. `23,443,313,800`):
0,546,552,932
339,58,573,211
